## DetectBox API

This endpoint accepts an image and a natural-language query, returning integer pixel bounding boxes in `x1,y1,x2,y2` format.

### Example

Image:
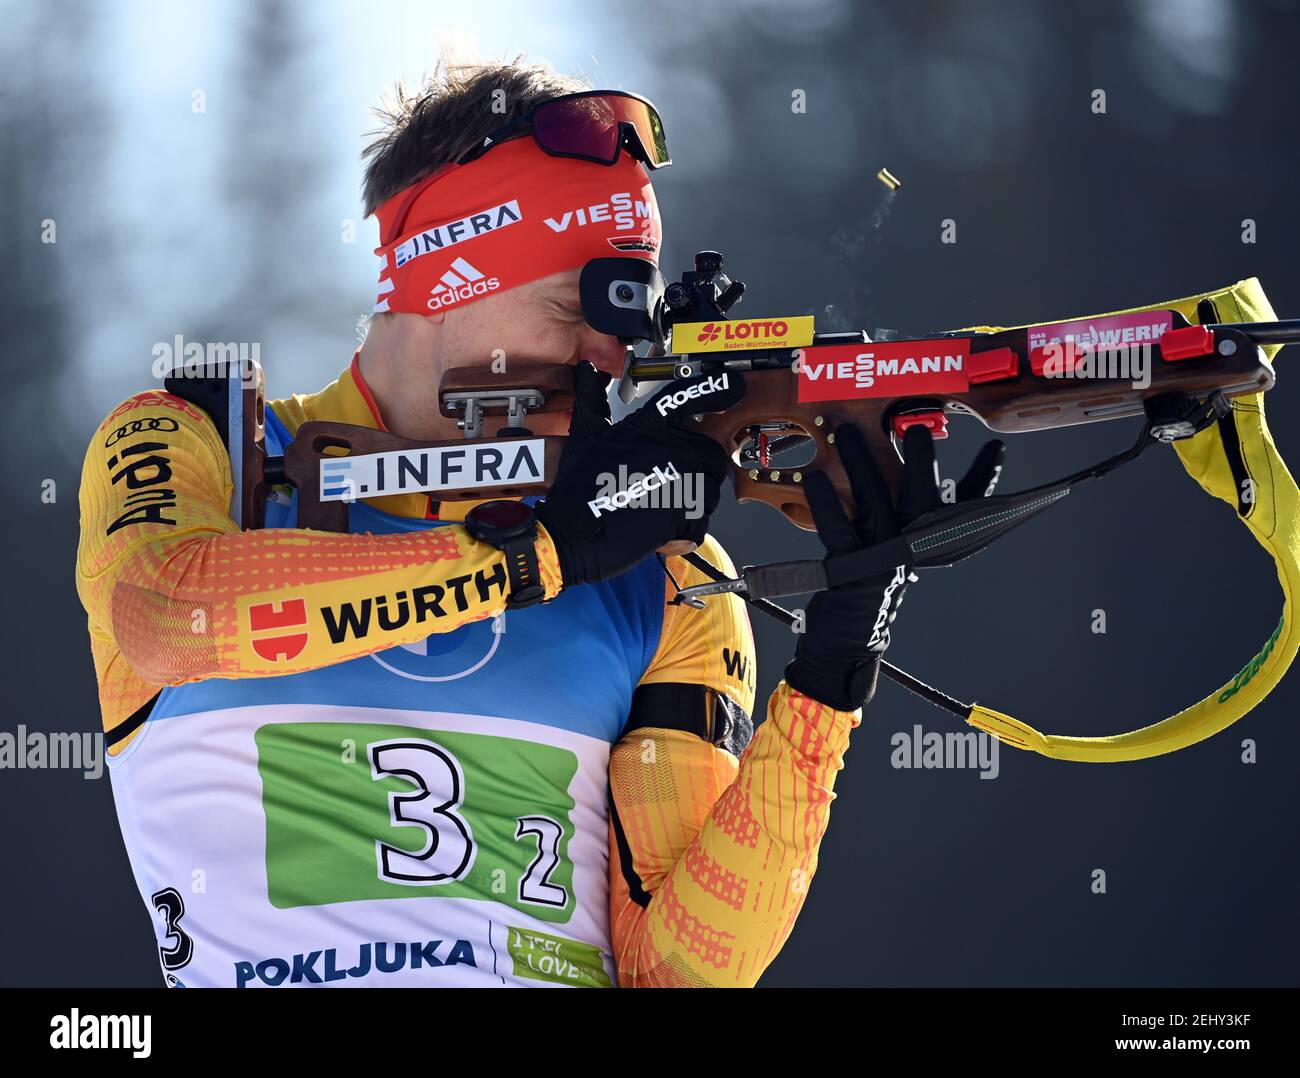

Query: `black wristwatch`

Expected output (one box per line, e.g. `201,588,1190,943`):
463,500,546,609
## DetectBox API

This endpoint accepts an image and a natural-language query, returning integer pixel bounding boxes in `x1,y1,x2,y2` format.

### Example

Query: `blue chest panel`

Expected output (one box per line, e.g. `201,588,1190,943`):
150,407,666,744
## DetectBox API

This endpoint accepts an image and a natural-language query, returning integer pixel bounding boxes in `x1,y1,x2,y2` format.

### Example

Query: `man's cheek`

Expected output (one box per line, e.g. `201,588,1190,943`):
573,327,630,374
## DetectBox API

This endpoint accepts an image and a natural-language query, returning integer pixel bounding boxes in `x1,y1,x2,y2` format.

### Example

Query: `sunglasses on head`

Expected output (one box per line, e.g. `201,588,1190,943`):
457,89,671,170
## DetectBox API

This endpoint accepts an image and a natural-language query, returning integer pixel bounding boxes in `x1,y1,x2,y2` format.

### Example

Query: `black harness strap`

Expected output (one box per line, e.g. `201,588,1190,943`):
106,690,162,750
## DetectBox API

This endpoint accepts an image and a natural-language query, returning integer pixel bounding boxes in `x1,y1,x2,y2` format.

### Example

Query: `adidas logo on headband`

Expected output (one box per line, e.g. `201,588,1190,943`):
426,258,501,311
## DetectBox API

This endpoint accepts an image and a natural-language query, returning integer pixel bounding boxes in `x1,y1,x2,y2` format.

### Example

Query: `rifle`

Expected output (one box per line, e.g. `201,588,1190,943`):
277,252,1290,526
601,253,1279,525
211,252,1300,762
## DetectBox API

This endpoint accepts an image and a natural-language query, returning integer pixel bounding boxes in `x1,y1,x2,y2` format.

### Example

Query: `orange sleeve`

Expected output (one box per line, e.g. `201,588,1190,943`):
77,391,563,731
608,538,859,987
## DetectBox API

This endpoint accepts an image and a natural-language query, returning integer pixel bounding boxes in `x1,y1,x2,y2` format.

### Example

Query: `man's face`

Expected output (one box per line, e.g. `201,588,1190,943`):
431,266,630,378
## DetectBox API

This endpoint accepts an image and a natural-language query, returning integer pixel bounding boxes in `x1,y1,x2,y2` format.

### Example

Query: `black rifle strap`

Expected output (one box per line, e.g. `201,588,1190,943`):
673,423,1164,716
680,550,969,718
731,422,1157,601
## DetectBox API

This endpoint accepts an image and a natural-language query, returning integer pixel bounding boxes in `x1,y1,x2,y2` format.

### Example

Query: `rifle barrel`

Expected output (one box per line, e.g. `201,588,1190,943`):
1219,319,1300,345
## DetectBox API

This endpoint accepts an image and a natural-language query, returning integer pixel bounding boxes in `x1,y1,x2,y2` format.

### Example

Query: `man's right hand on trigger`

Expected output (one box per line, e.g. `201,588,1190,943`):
537,361,745,588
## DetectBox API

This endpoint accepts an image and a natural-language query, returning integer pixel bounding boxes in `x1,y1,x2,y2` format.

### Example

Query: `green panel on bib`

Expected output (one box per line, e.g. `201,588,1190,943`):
507,924,612,988
257,722,578,922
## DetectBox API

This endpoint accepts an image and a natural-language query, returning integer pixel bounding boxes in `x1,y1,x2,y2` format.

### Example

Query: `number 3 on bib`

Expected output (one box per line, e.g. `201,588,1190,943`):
367,737,571,910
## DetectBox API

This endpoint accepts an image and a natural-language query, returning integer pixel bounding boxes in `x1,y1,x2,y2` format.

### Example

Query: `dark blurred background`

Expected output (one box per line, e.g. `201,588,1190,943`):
4,0,1299,986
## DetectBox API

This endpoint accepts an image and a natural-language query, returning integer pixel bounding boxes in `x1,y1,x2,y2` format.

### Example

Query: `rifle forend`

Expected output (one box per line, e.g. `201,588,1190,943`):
624,312,1281,530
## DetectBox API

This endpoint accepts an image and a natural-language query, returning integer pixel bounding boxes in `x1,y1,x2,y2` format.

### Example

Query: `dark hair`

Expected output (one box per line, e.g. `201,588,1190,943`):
361,57,588,217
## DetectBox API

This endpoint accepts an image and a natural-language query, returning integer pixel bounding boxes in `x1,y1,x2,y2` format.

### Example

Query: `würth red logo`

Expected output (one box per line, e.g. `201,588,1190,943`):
248,598,308,662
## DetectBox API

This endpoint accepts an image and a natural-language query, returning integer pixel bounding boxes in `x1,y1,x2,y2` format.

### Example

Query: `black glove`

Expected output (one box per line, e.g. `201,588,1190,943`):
784,423,1006,711
537,362,746,588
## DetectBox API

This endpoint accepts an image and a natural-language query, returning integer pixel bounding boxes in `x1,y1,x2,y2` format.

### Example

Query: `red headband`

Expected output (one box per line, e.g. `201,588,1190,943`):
372,137,661,315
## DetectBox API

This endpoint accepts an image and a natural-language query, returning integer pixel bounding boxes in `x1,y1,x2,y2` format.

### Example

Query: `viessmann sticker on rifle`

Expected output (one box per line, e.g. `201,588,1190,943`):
797,339,972,402
675,316,814,353
319,440,545,502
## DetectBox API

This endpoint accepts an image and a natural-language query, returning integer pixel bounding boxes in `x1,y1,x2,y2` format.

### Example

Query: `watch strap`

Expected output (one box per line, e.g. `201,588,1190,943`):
501,531,545,609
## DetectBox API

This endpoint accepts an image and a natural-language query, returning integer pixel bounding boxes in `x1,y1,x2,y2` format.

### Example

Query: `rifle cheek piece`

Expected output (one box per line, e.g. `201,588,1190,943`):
580,257,669,348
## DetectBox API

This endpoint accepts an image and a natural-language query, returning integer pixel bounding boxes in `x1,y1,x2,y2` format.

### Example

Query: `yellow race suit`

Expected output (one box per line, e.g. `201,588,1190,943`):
76,357,859,987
